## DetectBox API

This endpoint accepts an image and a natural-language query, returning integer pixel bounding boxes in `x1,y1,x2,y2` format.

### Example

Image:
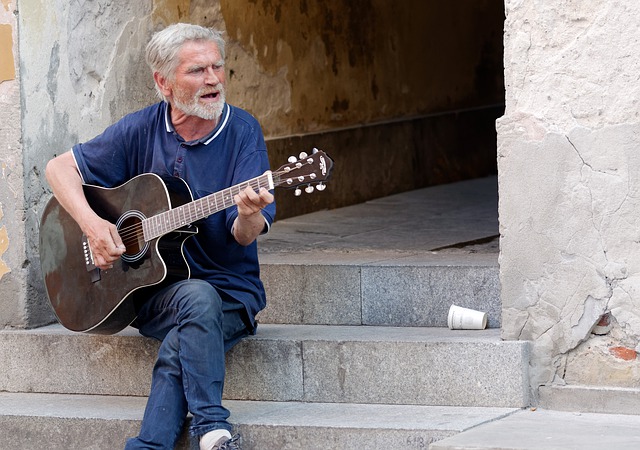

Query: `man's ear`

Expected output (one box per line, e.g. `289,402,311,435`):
154,72,172,99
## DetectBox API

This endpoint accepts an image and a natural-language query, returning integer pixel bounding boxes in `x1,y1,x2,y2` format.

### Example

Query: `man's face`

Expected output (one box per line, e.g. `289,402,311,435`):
168,40,226,121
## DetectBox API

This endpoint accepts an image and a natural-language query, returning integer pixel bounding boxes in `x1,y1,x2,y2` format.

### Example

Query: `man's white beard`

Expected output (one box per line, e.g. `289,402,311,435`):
172,84,226,121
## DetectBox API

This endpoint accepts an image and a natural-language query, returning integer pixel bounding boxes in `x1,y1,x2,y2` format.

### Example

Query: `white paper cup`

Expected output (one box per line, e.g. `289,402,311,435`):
448,304,487,330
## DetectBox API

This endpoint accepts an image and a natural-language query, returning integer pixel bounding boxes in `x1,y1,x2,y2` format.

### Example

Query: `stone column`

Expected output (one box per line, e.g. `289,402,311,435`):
499,0,640,396
0,0,30,327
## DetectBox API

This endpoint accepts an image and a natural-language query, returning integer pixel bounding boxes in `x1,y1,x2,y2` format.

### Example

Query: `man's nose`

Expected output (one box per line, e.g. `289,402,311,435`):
204,67,220,84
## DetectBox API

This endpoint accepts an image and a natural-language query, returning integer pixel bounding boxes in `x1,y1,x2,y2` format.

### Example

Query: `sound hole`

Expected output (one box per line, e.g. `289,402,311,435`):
116,210,149,263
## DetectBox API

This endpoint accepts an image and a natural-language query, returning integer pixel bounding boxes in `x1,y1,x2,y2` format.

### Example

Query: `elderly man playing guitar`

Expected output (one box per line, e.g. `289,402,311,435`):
45,23,275,450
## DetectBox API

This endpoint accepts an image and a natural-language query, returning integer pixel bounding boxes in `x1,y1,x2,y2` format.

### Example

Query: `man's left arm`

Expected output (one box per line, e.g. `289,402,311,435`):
232,186,274,246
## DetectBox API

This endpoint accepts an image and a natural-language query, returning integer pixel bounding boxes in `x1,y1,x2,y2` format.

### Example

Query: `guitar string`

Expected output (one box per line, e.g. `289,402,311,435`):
115,170,296,247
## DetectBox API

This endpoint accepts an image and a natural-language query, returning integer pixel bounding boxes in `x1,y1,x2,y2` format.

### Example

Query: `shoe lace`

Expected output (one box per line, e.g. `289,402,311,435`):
217,434,242,450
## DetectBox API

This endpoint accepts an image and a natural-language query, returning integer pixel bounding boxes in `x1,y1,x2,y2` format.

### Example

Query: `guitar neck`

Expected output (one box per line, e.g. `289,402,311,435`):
142,171,274,241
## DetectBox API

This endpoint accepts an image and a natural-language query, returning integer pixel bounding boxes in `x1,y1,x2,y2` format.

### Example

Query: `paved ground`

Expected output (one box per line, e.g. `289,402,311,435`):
259,175,499,264
430,408,640,450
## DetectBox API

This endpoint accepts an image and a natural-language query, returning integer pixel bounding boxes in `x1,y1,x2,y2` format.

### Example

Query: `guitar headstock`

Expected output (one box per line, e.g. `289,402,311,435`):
273,148,334,195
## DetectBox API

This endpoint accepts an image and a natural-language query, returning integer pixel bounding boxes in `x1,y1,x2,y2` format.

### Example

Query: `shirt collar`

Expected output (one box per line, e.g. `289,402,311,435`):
163,102,230,145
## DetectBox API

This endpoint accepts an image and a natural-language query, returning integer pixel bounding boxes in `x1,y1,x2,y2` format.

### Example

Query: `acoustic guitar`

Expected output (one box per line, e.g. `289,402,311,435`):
39,149,333,335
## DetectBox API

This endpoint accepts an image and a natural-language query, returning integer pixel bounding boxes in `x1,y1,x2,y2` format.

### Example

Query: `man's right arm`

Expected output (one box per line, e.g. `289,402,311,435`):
45,150,125,269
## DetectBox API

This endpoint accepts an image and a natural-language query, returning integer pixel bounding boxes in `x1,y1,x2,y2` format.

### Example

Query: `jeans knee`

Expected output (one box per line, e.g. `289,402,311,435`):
176,280,222,322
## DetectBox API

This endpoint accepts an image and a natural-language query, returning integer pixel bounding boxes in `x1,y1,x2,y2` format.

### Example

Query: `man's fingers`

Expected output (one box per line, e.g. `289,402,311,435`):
243,186,273,206
86,221,126,270
234,186,274,218
258,187,274,205
109,225,126,254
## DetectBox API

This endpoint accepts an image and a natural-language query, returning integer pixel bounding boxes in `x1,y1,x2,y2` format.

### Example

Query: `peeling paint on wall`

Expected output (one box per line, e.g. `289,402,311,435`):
152,0,191,26
0,207,10,279
0,24,16,82
1,0,10,12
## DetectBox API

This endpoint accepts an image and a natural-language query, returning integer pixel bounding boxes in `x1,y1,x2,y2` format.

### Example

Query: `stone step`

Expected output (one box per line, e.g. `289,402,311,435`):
538,384,640,415
0,324,530,408
256,175,501,328
258,253,501,328
429,408,640,450
0,392,520,450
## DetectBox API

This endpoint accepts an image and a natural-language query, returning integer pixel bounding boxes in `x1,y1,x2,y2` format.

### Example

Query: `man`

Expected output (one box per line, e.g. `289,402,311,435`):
45,23,275,450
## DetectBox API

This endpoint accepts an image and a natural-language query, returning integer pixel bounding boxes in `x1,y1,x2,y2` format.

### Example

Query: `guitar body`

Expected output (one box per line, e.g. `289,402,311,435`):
39,173,196,334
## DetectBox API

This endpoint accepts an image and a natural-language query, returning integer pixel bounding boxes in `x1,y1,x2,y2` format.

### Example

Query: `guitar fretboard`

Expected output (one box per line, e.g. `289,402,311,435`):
142,172,274,241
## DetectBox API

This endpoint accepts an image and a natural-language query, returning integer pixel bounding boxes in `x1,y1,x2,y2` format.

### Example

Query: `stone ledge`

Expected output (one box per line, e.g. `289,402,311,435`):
0,392,519,450
0,325,530,407
539,384,640,415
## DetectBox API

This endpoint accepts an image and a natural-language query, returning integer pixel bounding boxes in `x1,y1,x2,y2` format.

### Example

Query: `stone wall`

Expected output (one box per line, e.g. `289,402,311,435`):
218,0,504,135
0,0,27,327
499,0,640,395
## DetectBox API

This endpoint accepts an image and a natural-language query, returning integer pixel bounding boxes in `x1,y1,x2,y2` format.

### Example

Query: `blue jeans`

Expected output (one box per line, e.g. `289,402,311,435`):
124,279,250,450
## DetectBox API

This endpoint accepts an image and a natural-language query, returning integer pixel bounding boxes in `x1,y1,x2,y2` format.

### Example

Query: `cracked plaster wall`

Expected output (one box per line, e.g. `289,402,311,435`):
499,0,640,395
0,0,28,328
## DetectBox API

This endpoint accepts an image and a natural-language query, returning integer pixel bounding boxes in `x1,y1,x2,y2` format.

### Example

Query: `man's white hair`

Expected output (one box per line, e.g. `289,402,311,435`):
145,23,226,101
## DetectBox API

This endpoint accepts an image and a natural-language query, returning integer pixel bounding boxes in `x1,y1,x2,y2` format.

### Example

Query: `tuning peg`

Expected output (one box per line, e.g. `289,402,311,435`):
294,188,302,196
316,183,326,191
305,185,315,194
299,151,308,159
288,156,298,163
309,173,317,180
312,147,319,154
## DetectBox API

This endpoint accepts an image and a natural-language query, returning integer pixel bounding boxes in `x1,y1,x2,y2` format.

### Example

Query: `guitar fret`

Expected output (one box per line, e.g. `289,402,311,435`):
186,202,194,224
142,218,149,240
179,205,186,226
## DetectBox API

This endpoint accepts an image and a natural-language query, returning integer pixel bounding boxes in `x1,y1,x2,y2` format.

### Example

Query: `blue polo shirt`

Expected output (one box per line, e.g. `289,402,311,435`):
72,102,275,331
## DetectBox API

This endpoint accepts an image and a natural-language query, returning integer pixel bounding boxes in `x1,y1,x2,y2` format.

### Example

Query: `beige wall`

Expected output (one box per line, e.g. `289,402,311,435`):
499,0,640,396
217,0,504,137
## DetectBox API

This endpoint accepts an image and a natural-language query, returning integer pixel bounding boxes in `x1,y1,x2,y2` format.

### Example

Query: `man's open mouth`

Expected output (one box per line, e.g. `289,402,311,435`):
201,92,219,100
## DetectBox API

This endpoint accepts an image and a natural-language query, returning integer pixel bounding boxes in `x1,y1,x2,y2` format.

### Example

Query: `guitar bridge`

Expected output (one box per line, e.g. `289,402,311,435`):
82,235,98,271
82,236,102,283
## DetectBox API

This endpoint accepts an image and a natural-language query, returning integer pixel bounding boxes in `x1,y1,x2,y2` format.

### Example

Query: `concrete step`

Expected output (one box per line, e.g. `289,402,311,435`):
538,384,640,415
0,392,520,450
429,408,640,450
259,253,501,328
0,324,530,408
